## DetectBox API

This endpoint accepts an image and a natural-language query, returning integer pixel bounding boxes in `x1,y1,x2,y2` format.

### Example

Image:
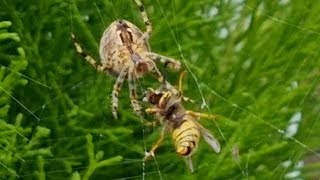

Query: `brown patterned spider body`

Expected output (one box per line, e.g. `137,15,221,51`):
71,0,181,119
100,20,151,78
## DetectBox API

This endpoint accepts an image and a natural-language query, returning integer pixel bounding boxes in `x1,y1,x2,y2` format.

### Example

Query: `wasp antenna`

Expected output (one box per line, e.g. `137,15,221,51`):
179,71,187,93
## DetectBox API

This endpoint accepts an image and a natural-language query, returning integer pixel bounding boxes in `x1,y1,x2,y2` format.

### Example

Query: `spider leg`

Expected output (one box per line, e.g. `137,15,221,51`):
112,68,128,119
144,127,165,161
128,66,143,119
146,52,181,70
127,66,154,125
134,0,152,39
71,33,109,72
149,61,165,82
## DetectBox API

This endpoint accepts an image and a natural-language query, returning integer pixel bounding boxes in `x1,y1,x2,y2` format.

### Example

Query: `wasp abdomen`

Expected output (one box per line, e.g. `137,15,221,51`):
172,118,200,157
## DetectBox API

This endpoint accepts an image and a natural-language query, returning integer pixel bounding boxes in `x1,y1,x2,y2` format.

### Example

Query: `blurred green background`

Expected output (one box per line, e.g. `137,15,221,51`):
0,0,319,179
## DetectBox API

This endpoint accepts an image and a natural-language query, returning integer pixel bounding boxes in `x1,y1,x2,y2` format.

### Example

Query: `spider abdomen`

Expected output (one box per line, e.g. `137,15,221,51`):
99,20,151,77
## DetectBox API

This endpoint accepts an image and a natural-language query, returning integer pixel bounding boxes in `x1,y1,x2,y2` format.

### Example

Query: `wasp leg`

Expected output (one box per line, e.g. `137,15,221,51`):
178,71,187,92
143,120,158,127
144,108,163,127
186,110,220,120
182,96,196,104
177,71,196,103
144,127,165,161
145,107,162,114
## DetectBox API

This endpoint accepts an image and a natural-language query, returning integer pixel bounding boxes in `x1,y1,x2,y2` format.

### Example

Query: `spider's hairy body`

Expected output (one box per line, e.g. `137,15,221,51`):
143,72,220,171
99,20,152,78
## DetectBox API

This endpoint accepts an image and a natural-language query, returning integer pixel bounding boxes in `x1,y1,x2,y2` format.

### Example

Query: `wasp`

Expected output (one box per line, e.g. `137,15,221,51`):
143,71,220,171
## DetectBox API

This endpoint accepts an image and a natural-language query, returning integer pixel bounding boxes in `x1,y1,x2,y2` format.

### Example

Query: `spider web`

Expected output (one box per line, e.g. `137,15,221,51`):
0,0,320,179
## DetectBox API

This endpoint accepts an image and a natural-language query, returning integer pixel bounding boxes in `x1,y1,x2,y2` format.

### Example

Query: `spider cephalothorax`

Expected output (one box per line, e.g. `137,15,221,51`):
99,19,154,78
71,0,181,119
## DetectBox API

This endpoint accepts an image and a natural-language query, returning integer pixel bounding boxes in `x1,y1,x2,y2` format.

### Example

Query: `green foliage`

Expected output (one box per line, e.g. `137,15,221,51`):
0,21,52,179
0,0,319,179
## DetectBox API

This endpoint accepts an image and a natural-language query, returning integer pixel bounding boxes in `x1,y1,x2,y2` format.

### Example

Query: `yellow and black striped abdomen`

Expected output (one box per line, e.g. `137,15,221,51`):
172,116,200,157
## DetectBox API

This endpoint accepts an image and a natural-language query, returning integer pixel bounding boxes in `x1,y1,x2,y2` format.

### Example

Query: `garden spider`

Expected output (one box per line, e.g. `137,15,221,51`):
71,0,181,119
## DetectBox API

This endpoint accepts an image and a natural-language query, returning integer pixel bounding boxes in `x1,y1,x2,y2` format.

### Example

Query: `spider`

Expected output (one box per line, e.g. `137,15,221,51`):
71,0,181,119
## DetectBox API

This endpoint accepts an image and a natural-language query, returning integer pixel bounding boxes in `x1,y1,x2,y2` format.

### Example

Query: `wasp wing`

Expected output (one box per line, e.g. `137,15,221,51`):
198,123,220,153
185,156,194,172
